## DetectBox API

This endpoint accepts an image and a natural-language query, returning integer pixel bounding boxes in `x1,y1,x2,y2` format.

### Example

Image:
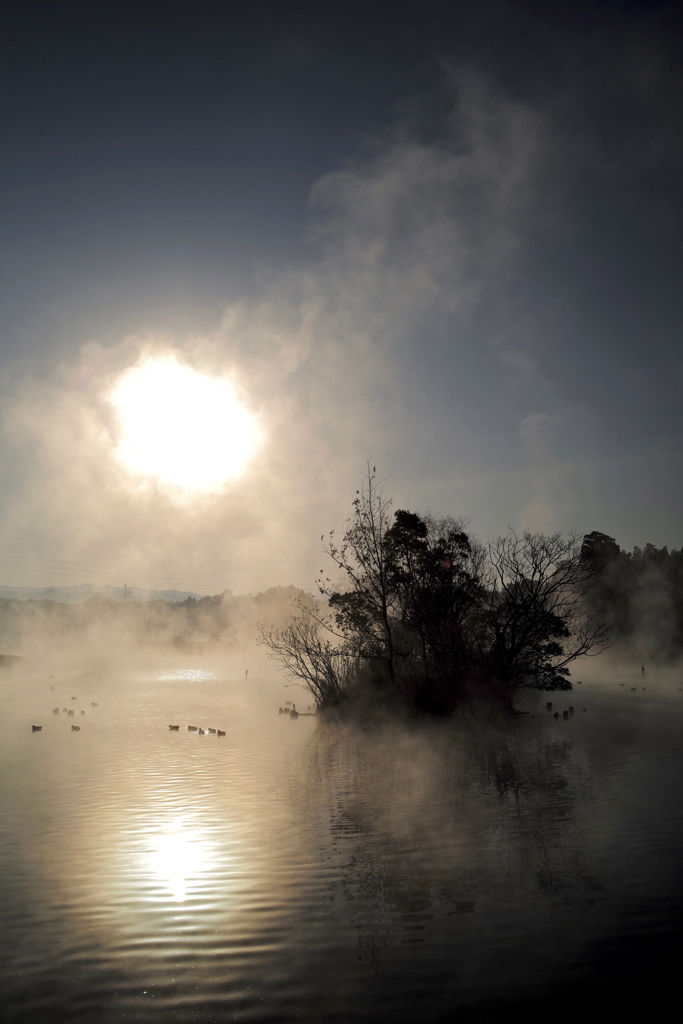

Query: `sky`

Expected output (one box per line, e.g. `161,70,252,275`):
1,0,682,594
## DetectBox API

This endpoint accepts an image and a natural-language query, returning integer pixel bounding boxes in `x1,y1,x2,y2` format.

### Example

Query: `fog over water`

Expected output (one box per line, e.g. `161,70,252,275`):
1,646,681,1022
1,3,682,1020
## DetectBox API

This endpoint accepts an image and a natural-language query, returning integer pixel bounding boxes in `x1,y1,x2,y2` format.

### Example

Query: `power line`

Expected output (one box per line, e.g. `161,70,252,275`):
0,550,316,587
0,555,316,593
0,551,233,582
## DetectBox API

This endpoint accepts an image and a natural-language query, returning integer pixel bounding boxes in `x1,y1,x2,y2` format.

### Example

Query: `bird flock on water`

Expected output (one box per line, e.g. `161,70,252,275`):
32,676,229,736
41,678,677,731
31,684,103,732
278,701,317,718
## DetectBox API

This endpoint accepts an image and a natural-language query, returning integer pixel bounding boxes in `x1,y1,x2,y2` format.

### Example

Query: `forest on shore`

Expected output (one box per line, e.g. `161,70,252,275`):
580,531,683,657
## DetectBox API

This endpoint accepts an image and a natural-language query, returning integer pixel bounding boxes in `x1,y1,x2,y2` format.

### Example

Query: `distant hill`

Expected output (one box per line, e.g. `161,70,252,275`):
0,584,205,604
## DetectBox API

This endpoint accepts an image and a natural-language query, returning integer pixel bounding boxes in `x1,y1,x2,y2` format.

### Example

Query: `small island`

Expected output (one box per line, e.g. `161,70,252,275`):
259,469,654,720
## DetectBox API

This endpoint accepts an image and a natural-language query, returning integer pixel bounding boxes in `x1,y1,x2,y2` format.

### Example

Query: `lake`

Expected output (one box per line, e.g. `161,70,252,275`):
0,656,681,1022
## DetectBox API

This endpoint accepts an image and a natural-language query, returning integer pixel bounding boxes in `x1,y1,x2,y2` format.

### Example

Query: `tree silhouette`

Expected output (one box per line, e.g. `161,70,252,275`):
260,469,612,715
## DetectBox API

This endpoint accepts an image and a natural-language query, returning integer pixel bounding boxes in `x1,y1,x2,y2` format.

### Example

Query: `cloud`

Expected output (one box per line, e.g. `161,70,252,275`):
2,52,673,589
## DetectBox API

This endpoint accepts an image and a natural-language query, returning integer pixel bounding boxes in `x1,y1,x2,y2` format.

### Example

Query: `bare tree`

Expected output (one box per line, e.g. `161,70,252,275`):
320,466,400,686
477,530,611,705
257,615,353,706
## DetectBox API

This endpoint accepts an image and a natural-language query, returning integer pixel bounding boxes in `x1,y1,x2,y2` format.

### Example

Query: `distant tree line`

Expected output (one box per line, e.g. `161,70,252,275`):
259,470,612,717
0,585,308,653
580,532,683,658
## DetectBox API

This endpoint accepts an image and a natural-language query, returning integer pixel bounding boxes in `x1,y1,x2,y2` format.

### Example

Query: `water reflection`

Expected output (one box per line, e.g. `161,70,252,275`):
287,707,645,1001
145,817,214,903
0,665,681,1022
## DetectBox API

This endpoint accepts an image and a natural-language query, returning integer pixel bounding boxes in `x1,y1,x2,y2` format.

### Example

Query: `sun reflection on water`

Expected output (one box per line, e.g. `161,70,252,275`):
147,818,212,903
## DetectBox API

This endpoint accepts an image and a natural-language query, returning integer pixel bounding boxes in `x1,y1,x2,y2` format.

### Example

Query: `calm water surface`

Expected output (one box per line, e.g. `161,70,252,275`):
0,660,681,1022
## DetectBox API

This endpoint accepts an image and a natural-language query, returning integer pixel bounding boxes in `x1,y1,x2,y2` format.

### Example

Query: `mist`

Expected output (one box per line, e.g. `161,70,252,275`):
1,37,681,593
1,4,682,1022
0,585,310,682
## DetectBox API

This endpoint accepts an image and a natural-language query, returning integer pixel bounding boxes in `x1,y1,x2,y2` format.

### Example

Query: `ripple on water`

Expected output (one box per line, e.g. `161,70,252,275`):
1,666,682,1022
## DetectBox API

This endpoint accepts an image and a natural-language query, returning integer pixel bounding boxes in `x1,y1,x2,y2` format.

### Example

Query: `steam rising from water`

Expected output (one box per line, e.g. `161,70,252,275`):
1,655,682,1022
0,74,555,594
0,62,678,593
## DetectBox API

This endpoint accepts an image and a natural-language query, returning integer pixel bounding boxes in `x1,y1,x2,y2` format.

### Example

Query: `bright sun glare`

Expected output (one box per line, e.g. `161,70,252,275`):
147,818,210,903
110,357,260,491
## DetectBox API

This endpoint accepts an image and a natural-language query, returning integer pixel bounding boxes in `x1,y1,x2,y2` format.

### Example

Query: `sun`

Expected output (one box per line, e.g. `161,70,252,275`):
110,357,260,491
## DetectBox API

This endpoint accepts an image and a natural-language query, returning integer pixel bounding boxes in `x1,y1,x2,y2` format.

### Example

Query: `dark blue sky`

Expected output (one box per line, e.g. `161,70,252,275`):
1,0,681,591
